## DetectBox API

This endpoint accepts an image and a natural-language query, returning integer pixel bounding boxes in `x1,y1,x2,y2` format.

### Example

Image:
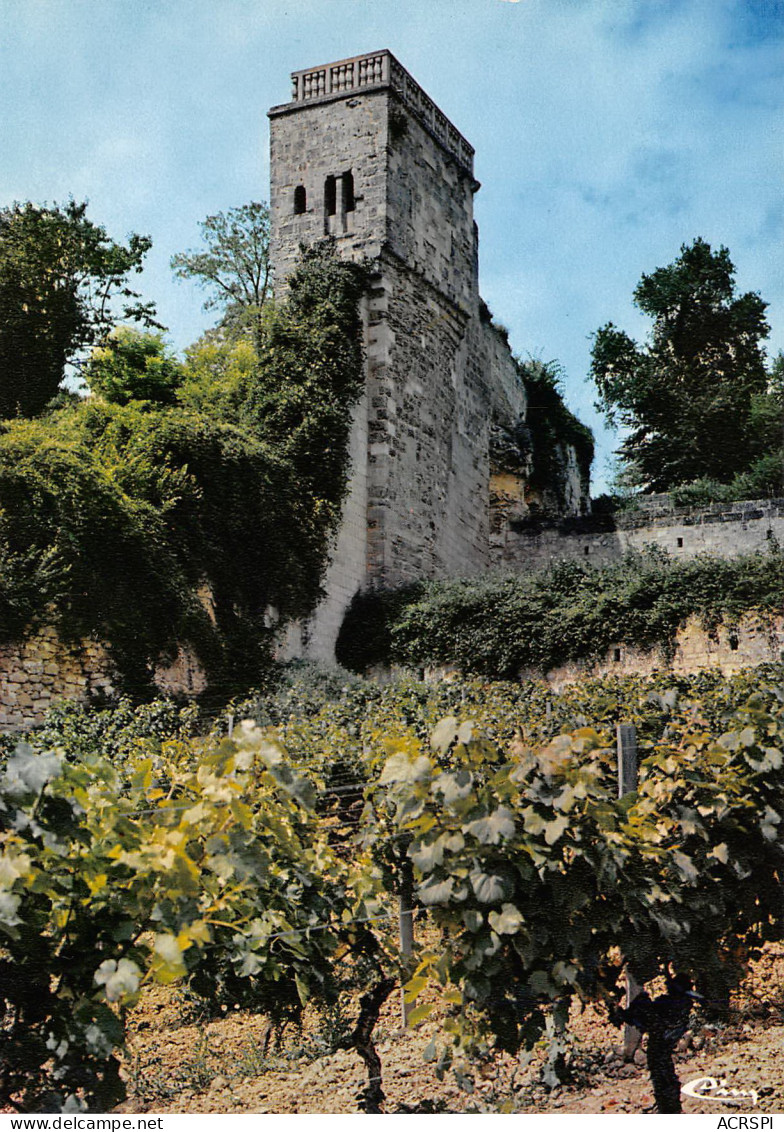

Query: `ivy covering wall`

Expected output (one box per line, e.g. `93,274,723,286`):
0,243,367,696
336,547,784,678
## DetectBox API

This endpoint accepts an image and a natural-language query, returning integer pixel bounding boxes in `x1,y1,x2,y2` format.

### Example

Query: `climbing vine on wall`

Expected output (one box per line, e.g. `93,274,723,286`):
336,547,784,679
517,359,594,511
0,241,368,696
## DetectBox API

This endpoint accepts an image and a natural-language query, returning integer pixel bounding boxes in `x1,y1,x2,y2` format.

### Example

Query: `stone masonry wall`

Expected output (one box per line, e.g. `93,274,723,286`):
269,51,549,659
532,611,784,691
0,628,208,732
0,626,117,731
269,86,389,276
364,252,525,585
494,497,784,572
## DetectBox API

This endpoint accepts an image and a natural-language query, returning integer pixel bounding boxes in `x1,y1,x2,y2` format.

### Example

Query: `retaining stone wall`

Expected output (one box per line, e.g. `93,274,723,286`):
0,628,207,733
527,611,784,691
495,497,784,572
0,626,117,731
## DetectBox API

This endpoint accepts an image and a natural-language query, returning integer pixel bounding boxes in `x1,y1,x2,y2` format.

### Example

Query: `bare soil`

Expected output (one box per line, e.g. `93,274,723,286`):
116,944,784,1115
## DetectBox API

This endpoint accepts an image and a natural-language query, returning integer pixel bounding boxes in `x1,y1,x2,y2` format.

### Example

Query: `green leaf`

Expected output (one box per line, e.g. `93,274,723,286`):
488,903,524,935
543,814,569,846
409,840,443,873
470,869,511,904
761,805,781,841
554,784,577,812
522,807,547,836
431,717,460,754
433,770,473,805
527,969,556,997
295,973,310,1004
417,875,456,906
462,909,484,932
463,806,516,845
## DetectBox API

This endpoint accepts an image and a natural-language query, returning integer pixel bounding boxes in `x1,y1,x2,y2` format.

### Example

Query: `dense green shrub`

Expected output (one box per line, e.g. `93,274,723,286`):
518,360,594,508
3,697,201,765
337,548,784,679
83,328,182,406
0,243,367,696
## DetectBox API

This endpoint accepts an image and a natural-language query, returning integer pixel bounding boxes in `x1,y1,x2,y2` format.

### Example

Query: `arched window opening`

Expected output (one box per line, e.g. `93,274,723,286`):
293,185,306,214
342,171,355,212
324,175,336,216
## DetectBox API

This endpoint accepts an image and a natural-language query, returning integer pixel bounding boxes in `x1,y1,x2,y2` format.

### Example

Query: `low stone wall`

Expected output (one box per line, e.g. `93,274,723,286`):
0,628,208,733
0,626,117,731
495,497,784,572
531,611,784,691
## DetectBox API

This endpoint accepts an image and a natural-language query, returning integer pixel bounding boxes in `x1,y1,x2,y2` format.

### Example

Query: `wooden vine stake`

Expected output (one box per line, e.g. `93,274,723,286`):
617,722,643,1060
399,862,415,1027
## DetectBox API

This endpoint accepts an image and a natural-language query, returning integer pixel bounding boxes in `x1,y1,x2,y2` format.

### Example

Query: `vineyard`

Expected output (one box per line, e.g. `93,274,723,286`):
1,664,784,1113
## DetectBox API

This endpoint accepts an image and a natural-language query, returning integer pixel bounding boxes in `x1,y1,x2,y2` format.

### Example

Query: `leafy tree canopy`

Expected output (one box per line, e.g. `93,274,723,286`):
170,201,271,342
590,238,778,493
0,200,157,419
178,329,260,420
84,327,182,406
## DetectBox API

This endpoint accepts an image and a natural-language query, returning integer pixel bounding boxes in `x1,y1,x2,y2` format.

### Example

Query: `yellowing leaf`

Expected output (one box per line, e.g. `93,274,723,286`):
404,974,428,1003
150,932,187,983
407,1002,435,1025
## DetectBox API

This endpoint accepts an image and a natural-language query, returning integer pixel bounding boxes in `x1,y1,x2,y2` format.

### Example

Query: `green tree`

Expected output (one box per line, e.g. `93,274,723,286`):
84,328,183,406
590,238,772,492
178,330,259,419
170,202,272,343
0,200,157,419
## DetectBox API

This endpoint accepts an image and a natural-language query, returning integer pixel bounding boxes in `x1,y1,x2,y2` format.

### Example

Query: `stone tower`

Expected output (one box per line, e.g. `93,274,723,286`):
268,51,579,660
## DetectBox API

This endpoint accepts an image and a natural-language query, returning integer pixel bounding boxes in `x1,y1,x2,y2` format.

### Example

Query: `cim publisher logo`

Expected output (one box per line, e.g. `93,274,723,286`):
682,1075,759,1106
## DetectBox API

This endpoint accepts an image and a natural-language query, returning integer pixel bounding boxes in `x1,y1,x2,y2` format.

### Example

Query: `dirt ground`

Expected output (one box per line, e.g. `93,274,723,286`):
116,943,784,1115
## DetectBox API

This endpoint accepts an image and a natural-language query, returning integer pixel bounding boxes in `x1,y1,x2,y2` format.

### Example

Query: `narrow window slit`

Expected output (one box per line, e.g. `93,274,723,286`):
343,170,355,212
324,175,336,216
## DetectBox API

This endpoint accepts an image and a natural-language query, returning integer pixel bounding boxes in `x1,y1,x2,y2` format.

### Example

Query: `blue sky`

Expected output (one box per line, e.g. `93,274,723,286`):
1,0,782,492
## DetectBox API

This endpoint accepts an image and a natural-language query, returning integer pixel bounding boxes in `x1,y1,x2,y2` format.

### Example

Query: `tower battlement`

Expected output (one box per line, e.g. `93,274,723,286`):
276,50,475,177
